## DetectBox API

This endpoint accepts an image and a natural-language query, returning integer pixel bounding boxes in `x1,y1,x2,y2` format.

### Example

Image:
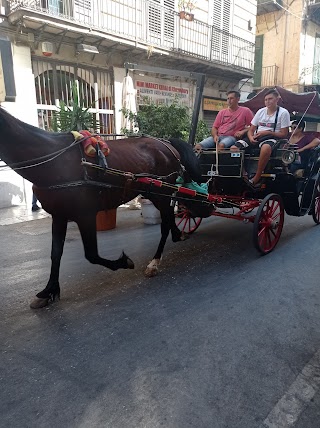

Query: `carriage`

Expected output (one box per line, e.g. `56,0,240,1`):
169,87,320,255
1,85,320,308
172,141,320,255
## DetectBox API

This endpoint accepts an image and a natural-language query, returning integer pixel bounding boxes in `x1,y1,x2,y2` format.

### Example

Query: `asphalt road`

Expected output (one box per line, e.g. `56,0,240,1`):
1,208,320,428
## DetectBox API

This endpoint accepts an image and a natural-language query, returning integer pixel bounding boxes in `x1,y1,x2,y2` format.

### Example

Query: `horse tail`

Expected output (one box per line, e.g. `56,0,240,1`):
168,138,202,184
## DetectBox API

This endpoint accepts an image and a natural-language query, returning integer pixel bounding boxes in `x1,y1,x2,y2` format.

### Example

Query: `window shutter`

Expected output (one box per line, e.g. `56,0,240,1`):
212,0,231,61
253,35,264,87
148,0,174,45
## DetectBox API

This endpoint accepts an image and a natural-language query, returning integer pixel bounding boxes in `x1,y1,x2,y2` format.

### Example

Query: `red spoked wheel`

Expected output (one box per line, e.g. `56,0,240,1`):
311,177,320,224
175,203,202,234
253,193,284,255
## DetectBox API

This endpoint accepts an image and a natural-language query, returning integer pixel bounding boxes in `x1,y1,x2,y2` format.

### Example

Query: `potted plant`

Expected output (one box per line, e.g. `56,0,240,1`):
121,101,210,225
178,0,197,21
52,81,117,232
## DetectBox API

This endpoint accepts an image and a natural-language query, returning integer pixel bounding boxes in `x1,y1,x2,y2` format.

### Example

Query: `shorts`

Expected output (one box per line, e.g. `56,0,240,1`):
235,138,279,153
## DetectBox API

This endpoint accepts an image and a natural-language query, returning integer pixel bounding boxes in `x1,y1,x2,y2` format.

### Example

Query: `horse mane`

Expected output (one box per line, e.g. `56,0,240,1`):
168,138,202,184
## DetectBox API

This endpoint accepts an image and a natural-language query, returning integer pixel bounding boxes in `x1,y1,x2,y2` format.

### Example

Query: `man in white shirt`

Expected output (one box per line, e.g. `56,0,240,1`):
231,88,290,185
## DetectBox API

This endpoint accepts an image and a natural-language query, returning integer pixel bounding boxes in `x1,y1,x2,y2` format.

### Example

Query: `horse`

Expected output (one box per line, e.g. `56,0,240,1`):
0,107,202,308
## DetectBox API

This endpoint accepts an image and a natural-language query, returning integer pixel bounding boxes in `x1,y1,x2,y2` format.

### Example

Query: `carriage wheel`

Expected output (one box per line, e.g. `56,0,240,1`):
253,193,284,255
311,177,320,224
175,203,202,234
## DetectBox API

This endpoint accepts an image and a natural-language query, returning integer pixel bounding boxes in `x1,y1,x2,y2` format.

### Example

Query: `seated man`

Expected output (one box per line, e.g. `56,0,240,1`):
287,120,320,175
231,88,290,185
195,90,253,151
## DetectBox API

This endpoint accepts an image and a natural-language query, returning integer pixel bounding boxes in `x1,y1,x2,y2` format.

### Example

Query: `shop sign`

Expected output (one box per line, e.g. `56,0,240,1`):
136,80,189,106
203,97,227,111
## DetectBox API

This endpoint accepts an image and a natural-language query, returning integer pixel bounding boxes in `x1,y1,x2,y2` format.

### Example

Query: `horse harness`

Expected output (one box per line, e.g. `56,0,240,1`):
7,133,185,193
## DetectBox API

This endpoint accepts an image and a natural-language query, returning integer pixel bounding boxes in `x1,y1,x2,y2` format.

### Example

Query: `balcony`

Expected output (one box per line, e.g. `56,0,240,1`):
257,0,282,16
5,0,254,79
261,64,279,87
308,0,320,25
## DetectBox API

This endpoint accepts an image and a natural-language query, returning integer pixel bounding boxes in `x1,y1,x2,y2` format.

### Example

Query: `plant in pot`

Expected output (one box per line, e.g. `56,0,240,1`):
121,100,210,224
52,81,116,231
178,0,197,21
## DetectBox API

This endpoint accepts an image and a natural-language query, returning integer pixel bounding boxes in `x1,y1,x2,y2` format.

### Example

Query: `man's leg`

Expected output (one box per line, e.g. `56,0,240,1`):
195,136,215,150
251,144,272,184
218,136,236,149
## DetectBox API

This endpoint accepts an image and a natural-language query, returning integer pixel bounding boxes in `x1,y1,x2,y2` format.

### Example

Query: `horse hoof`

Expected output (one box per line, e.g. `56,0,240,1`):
30,297,50,309
127,257,135,269
144,267,158,277
182,232,191,240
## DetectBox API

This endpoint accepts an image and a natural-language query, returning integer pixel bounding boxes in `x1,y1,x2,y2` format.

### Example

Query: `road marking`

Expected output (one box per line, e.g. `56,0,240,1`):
262,349,320,427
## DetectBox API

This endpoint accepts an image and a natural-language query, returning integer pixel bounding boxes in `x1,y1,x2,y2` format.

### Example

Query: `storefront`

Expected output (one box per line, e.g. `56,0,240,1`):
132,75,193,109
202,97,228,129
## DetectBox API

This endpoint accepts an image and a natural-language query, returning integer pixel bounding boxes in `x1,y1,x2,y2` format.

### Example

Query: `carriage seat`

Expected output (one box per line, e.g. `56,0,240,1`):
292,145,320,178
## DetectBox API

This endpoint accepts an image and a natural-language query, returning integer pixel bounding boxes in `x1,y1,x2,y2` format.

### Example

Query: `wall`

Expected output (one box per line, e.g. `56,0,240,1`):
233,0,257,43
300,20,320,86
0,44,38,209
256,0,303,91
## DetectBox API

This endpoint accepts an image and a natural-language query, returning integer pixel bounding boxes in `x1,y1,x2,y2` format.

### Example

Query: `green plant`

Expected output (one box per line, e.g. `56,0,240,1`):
195,119,210,143
121,101,210,144
52,82,98,132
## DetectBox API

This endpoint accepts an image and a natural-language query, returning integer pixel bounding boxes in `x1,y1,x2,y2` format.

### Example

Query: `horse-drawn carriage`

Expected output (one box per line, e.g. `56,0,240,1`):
1,85,320,308
173,141,320,254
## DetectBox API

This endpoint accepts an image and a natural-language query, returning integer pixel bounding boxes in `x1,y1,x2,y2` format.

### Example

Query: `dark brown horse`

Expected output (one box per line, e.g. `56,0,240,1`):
0,107,201,308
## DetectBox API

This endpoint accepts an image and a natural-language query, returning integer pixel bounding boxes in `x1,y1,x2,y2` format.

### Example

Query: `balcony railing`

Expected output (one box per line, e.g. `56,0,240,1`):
7,0,255,73
261,65,279,87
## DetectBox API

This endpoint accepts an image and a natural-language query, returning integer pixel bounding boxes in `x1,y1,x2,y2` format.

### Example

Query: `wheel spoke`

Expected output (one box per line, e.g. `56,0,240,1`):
267,199,276,216
175,205,202,234
259,229,266,248
270,228,277,239
269,202,279,218
258,225,267,237
266,230,272,250
254,194,284,254
271,211,281,221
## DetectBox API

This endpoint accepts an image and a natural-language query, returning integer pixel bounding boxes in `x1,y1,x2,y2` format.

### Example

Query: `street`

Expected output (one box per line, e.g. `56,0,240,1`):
1,208,320,428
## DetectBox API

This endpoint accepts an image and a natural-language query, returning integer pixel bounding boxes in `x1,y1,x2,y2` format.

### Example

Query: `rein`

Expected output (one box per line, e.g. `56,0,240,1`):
0,135,87,172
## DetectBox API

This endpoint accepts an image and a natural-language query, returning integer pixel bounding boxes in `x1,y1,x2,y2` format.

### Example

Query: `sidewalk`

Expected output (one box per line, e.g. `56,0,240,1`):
0,204,50,226
0,203,143,227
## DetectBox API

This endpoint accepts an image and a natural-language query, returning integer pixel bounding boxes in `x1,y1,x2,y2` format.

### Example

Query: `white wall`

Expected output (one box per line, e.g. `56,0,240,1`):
0,44,37,209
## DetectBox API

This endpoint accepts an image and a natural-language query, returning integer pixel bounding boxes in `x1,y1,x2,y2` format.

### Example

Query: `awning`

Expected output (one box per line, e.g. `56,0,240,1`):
241,86,320,117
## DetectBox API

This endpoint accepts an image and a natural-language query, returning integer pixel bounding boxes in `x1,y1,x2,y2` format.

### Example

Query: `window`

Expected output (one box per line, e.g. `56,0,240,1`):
148,0,175,48
313,34,320,85
211,0,232,62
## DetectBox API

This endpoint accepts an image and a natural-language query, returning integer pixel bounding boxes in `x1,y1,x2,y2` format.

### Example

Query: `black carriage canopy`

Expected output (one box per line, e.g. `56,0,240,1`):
241,86,320,121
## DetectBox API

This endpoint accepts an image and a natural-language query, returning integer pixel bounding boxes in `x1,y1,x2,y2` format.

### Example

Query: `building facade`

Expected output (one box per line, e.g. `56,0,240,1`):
0,0,257,208
255,0,320,94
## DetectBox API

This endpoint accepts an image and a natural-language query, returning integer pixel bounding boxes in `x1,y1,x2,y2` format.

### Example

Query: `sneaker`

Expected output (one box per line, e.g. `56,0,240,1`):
32,205,41,212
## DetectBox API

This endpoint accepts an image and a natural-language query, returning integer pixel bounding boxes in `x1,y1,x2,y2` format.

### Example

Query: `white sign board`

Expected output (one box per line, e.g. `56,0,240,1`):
136,80,189,107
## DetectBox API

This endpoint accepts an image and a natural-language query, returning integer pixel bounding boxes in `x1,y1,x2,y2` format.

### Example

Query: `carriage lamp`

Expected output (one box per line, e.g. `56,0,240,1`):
282,149,296,165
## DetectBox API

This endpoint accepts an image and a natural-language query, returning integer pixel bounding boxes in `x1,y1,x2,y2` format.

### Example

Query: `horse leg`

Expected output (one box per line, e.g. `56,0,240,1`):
77,214,134,271
145,204,190,277
30,216,68,309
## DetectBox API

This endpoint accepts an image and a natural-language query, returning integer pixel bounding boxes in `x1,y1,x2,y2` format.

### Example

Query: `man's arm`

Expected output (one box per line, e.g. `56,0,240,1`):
211,126,219,144
234,109,254,138
297,137,320,153
234,126,250,139
247,124,258,143
254,127,289,140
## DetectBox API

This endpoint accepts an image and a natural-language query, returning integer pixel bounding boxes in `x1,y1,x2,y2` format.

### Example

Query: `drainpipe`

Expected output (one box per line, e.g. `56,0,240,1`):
281,8,288,87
